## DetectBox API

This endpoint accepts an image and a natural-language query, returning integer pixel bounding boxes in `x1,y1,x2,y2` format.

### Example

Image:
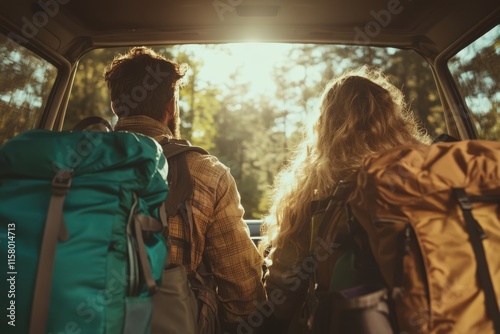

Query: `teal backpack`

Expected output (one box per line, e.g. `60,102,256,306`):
0,130,169,334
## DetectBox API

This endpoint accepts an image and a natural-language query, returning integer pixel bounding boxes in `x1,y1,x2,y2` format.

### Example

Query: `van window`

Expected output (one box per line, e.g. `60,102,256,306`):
67,44,444,218
0,32,58,145
448,25,500,140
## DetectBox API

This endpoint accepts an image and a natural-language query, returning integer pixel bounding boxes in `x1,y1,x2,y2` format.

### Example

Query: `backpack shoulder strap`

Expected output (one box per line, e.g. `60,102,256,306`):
159,138,208,217
309,181,355,251
309,180,356,289
301,181,356,328
160,138,209,159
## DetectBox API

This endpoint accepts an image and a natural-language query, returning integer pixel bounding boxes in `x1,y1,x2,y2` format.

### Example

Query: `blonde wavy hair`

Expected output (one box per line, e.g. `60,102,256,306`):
259,67,431,258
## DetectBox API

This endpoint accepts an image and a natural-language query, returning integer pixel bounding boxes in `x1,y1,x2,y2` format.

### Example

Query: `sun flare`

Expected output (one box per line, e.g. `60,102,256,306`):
185,43,296,97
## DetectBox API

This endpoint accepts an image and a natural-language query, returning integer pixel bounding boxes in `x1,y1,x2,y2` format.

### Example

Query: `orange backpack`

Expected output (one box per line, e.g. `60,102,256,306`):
349,140,500,333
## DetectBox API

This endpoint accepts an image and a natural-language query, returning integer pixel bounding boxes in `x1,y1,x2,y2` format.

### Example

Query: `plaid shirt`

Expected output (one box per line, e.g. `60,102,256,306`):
115,116,266,326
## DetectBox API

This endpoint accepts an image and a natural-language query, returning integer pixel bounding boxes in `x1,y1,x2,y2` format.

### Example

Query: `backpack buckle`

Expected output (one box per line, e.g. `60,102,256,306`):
453,188,472,210
52,170,73,196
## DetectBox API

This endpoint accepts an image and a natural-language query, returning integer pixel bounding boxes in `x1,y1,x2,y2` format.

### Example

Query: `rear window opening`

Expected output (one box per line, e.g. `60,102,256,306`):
65,43,444,219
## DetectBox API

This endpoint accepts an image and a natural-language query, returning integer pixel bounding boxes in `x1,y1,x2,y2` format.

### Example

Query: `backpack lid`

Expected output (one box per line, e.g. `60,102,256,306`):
0,130,167,185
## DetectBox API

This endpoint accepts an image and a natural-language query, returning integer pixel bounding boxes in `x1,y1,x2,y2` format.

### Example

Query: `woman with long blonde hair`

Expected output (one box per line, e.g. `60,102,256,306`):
259,67,431,332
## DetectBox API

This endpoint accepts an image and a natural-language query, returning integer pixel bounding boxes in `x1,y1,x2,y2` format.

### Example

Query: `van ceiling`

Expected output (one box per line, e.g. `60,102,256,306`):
0,0,499,60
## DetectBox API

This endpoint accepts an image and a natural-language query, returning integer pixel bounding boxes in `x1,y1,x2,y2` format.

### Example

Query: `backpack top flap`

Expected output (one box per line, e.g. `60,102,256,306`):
352,140,500,221
0,129,168,187
159,138,208,217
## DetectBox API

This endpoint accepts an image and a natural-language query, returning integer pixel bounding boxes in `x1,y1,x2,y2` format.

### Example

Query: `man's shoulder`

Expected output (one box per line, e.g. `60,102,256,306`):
185,151,230,182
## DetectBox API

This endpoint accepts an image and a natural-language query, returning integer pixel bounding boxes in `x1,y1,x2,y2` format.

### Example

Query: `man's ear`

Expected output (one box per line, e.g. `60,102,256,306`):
111,100,128,118
164,97,175,120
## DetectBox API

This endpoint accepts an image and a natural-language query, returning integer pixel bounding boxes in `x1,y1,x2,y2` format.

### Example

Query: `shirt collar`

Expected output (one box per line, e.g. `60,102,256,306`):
114,115,173,142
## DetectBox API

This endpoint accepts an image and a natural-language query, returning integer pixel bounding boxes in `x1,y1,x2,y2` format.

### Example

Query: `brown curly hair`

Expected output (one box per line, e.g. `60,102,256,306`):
104,46,188,121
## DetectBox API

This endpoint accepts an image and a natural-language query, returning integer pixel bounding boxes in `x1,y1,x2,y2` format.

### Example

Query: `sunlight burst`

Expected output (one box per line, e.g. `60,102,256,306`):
192,43,295,97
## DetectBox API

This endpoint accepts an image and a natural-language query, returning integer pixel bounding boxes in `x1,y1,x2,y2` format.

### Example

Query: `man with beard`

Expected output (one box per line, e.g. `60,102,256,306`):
104,47,266,333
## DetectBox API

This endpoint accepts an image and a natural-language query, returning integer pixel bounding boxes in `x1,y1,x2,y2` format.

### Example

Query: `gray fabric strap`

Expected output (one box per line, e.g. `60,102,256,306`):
159,138,208,217
335,287,389,311
134,214,163,294
29,171,72,334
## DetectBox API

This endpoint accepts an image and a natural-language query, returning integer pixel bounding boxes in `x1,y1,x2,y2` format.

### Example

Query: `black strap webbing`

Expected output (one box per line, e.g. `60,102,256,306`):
453,188,500,333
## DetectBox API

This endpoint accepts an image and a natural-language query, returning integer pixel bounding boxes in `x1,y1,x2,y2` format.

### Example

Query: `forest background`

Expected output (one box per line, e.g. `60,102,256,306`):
1,38,498,218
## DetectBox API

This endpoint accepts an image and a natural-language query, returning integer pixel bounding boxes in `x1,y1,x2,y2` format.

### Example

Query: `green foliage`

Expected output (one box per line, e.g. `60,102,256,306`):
271,45,446,141
0,34,57,145
448,26,500,140
175,49,220,149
